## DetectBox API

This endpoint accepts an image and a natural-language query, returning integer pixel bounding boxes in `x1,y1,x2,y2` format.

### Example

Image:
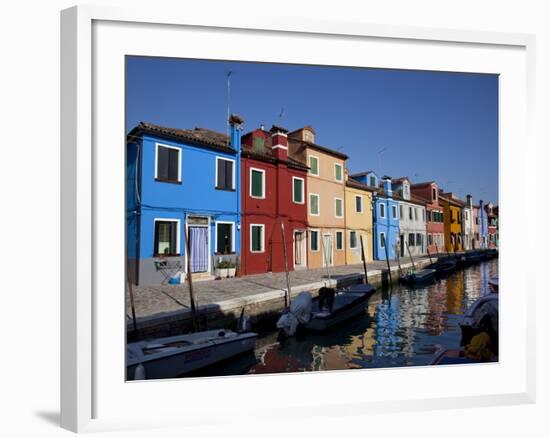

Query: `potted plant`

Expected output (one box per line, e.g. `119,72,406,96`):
215,260,229,279
227,261,236,278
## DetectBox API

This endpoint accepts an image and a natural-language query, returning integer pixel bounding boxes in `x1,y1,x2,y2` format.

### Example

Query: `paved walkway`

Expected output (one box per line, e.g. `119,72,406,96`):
127,257,434,320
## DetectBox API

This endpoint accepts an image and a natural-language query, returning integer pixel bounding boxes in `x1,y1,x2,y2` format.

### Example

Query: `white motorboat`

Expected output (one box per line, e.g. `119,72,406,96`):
127,329,258,380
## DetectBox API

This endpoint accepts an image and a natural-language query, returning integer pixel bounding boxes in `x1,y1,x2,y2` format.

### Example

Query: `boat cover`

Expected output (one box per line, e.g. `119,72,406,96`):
276,291,313,336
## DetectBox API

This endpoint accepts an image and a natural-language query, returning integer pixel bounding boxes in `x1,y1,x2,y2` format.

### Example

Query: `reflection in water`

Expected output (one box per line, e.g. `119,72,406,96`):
218,259,498,376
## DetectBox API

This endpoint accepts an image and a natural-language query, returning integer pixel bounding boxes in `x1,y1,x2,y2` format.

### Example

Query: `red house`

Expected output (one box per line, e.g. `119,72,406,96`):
240,125,309,276
411,181,446,254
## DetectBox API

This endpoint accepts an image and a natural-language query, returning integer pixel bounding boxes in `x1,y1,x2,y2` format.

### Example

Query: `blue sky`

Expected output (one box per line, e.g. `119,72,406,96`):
126,56,498,204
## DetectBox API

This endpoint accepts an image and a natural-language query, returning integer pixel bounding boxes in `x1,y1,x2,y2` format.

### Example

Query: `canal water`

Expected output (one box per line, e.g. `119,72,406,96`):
189,259,498,377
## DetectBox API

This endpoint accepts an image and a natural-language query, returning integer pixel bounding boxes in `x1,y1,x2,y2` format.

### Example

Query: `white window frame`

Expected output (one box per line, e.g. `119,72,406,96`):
334,162,343,182
214,156,236,190
214,220,235,254
392,205,397,219
250,224,265,253
153,218,181,255
379,202,386,218
335,197,344,219
355,195,364,213
335,230,344,251
249,167,266,199
292,176,305,204
308,155,320,176
309,193,320,216
154,143,182,182
309,229,320,252
349,230,358,249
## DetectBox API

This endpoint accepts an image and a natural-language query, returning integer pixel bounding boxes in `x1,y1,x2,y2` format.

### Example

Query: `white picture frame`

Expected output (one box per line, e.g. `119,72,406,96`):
60,4,536,433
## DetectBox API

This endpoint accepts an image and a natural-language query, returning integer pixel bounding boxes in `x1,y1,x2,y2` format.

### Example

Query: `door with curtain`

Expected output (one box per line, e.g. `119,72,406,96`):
189,226,209,273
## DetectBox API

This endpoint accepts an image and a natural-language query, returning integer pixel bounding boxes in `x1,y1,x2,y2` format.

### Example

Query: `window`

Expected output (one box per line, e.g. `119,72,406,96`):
380,232,386,248
155,144,181,183
392,205,397,219
403,184,409,198
309,194,320,216
409,206,413,220
380,203,386,218
310,230,320,251
336,231,343,250
355,195,364,213
427,210,431,222
335,198,343,218
349,231,358,249
334,163,343,182
253,136,264,153
408,233,415,247
153,219,179,256
416,233,422,247
292,177,304,204
370,175,376,187
250,224,264,253
428,234,433,245
215,157,235,190
399,205,403,219
250,168,265,198
309,156,319,176
414,208,418,221
432,187,437,200
465,210,469,220
422,209,425,222
215,222,234,254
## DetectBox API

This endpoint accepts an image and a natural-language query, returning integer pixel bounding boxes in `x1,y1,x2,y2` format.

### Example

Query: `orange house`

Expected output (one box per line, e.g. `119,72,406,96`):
288,126,348,269
439,192,465,252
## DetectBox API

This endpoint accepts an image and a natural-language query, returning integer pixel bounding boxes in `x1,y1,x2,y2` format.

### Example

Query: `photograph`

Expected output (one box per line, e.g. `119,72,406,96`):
125,56,499,380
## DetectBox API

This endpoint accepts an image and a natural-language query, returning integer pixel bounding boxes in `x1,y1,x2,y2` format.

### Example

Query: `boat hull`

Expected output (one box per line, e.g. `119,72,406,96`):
304,284,375,332
127,331,258,380
400,269,436,286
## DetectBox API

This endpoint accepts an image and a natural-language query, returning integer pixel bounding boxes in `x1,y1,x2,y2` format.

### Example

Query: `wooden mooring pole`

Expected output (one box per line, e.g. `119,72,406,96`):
360,235,369,284
381,233,393,284
184,225,200,332
280,222,291,308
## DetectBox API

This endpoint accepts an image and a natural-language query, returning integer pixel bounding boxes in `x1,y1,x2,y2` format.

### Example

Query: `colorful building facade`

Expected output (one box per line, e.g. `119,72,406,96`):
126,116,243,285
463,195,475,250
351,172,400,261
344,174,374,264
240,125,309,275
439,192,465,252
473,205,480,249
288,126,348,269
486,203,499,248
411,181,445,254
478,200,489,249
392,177,427,258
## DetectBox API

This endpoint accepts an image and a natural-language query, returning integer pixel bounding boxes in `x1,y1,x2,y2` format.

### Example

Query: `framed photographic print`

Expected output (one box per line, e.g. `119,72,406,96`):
61,4,536,433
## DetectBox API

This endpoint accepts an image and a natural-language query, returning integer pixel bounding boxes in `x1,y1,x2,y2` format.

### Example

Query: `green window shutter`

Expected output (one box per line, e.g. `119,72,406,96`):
310,195,319,215
309,157,318,175
336,199,342,217
293,179,303,203
251,170,264,197
335,164,342,181
251,226,262,251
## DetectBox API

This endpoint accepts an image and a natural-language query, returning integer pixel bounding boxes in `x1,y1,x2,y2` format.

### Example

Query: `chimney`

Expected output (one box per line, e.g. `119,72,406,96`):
466,194,473,208
270,124,288,160
228,114,244,151
382,176,392,196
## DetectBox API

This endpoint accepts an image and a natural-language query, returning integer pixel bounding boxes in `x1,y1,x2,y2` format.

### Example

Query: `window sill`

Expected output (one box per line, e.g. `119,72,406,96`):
155,178,182,185
215,187,236,192
214,252,236,256
154,253,182,258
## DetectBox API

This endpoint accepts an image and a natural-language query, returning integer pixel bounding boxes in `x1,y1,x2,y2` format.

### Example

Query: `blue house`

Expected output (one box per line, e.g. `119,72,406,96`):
127,115,244,285
350,172,399,260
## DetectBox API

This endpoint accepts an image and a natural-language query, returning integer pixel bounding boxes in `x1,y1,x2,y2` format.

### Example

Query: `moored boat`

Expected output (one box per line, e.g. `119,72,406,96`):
428,258,456,277
127,329,258,380
400,268,436,286
488,276,498,293
459,293,498,353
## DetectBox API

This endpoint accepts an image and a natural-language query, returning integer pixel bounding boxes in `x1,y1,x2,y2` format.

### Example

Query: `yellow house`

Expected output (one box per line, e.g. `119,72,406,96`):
288,126,348,269
439,193,465,252
344,175,374,264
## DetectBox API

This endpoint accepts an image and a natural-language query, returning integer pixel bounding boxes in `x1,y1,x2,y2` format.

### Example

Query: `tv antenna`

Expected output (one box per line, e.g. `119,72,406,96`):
226,70,234,141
